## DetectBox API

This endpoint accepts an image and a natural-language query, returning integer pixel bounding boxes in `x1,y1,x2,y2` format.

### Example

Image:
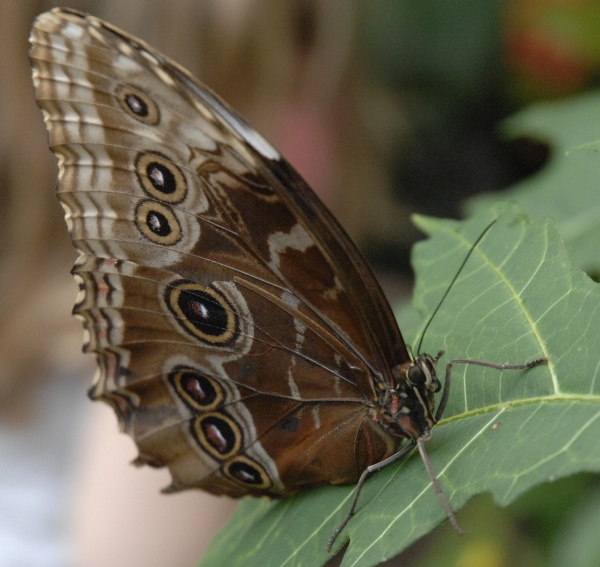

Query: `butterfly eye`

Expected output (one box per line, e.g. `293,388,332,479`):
407,365,426,385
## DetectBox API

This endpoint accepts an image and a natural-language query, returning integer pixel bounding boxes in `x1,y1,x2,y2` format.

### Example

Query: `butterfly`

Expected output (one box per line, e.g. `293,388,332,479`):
29,7,546,551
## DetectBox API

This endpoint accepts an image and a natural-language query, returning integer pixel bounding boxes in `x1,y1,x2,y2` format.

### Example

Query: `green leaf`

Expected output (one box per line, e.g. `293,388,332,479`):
466,91,600,274
201,203,600,567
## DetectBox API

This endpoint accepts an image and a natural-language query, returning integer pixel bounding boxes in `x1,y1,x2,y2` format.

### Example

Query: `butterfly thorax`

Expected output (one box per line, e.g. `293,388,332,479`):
375,354,441,441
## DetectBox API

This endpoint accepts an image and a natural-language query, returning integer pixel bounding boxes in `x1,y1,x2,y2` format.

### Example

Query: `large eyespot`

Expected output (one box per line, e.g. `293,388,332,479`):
224,456,272,489
135,200,181,245
116,84,160,125
168,367,224,411
136,152,187,203
166,281,237,345
192,412,241,460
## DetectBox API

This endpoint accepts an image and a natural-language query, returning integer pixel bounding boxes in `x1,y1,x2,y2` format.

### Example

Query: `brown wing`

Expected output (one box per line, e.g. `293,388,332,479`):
30,8,405,495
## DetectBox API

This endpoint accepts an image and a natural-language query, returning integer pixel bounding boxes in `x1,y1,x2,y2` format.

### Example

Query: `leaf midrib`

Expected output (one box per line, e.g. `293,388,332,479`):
441,393,600,425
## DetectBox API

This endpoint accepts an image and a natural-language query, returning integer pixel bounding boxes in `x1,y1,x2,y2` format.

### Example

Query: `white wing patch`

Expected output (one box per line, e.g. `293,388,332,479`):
267,223,314,272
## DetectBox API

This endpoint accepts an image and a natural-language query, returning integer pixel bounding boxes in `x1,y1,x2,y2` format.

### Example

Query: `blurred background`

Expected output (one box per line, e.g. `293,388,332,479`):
2,1,600,566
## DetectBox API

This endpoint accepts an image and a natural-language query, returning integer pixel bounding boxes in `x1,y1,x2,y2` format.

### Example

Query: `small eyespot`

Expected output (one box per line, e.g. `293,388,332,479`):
168,367,224,411
192,412,241,459
224,456,272,489
116,85,160,125
135,200,181,245
136,152,187,203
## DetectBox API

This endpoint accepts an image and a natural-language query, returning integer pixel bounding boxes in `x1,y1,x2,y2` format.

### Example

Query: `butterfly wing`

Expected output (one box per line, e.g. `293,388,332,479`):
30,8,408,495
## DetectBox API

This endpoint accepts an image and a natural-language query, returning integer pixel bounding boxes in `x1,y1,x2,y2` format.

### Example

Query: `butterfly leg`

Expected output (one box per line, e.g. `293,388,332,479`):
436,356,547,422
326,440,417,552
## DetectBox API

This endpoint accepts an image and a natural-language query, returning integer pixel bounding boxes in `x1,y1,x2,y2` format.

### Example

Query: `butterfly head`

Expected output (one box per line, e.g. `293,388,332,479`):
382,353,442,440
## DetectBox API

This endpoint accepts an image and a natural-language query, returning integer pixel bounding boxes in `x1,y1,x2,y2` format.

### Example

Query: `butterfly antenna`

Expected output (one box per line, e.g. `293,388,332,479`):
415,219,496,355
